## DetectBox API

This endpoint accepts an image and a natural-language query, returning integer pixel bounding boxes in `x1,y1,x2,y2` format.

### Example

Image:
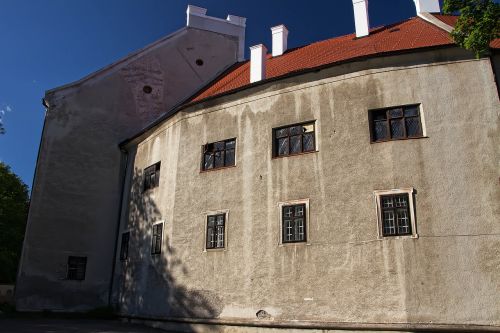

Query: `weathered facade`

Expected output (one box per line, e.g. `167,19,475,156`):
17,1,500,332
16,6,246,311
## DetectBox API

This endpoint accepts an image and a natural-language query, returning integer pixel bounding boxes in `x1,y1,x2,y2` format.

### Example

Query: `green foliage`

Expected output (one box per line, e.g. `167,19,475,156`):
443,0,500,58
0,162,29,283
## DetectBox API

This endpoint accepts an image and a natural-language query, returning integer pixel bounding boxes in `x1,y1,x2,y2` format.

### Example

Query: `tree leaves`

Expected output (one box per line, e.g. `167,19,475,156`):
443,0,500,58
0,162,29,283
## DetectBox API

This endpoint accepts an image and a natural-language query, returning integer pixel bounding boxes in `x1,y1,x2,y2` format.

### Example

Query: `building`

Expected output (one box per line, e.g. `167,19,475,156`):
17,0,500,332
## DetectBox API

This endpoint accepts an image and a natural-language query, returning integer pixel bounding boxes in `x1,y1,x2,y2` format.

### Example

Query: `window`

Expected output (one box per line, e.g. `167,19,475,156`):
143,162,161,192
206,214,225,249
370,104,423,142
120,232,130,261
67,256,87,280
374,189,417,238
202,138,236,171
151,222,163,255
281,204,307,243
273,122,315,157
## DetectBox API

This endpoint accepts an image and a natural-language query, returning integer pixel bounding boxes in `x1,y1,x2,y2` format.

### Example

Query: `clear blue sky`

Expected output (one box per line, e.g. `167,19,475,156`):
0,0,427,189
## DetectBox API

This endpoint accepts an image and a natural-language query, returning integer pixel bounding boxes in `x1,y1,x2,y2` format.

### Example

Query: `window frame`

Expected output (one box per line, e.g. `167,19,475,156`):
374,188,418,239
277,199,310,246
203,210,229,252
272,121,317,158
67,256,87,281
143,162,161,192
151,221,164,255
201,138,237,172
368,104,426,143
119,231,130,261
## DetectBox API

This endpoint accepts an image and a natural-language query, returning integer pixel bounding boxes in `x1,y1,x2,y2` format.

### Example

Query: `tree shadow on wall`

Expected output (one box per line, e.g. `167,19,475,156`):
116,168,222,332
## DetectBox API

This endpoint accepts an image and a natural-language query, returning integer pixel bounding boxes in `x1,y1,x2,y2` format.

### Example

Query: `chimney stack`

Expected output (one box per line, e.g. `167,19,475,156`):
414,0,441,14
352,0,369,38
271,25,289,57
250,44,267,83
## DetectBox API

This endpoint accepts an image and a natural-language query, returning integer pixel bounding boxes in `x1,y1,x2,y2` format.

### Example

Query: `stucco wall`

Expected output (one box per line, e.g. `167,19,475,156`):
118,48,500,328
16,27,240,311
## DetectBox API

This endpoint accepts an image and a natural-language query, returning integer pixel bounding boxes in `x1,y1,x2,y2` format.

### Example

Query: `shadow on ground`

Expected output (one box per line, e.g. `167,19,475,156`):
0,318,168,333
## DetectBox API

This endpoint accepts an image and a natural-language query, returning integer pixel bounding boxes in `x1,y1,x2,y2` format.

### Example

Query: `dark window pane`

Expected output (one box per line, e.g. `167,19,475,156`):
303,133,315,151
214,141,225,151
404,106,419,117
388,108,403,118
295,218,305,241
295,205,304,216
214,151,224,168
382,196,393,208
290,126,302,135
396,209,411,235
406,117,422,137
225,149,235,166
372,110,387,121
225,140,236,149
120,232,130,260
205,143,214,152
394,195,408,208
390,119,404,138
373,121,388,141
278,138,289,156
204,153,214,170
207,216,215,227
275,128,288,138
290,135,301,154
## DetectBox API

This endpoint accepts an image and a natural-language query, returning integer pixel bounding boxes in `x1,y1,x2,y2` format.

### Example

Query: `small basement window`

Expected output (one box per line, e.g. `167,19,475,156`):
67,256,87,280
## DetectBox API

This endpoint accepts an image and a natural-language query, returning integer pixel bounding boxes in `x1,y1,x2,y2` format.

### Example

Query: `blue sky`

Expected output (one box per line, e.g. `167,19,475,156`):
0,0,427,189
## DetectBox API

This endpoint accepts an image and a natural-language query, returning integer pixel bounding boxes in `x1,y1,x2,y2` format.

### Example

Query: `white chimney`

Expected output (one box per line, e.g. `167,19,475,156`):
250,44,267,83
271,25,289,57
414,0,441,14
352,0,369,38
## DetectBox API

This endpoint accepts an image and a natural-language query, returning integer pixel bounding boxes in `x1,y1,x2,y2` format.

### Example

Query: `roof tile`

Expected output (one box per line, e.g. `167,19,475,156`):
189,15,498,104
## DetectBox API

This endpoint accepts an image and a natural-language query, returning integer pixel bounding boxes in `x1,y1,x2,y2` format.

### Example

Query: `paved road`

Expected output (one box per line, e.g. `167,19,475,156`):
0,319,170,333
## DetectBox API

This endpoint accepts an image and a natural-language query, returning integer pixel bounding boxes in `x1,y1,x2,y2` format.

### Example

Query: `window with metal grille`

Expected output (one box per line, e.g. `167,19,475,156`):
206,214,225,249
120,232,130,261
273,122,315,157
370,105,423,142
151,223,163,255
203,139,236,171
282,204,306,243
379,194,412,236
143,162,161,192
67,256,87,280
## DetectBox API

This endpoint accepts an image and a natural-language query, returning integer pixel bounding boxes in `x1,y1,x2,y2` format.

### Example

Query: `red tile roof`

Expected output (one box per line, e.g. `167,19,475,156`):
432,14,459,27
188,15,499,104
